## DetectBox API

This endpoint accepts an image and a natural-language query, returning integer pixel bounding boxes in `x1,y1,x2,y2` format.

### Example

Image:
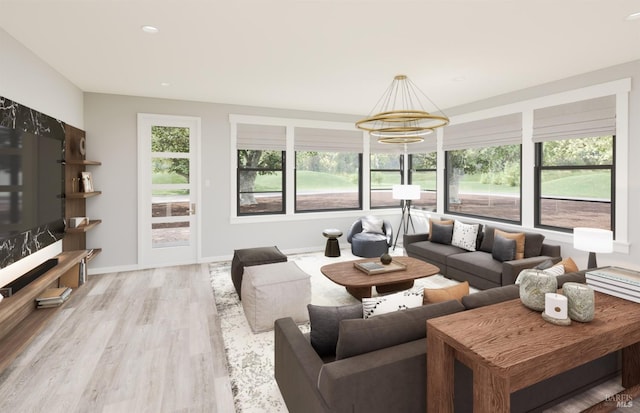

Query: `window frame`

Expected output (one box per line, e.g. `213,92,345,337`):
369,153,404,209
408,152,437,211
236,149,286,216
534,136,615,233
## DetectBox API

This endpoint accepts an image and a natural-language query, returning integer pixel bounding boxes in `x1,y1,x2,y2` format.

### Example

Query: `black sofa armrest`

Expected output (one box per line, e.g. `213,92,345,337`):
318,339,428,413
541,243,561,257
502,256,559,285
274,318,329,413
403,232,429,246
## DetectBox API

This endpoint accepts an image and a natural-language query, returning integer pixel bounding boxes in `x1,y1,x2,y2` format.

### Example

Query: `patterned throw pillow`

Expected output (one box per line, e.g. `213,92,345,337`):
362,289,423,318
451,220,480,251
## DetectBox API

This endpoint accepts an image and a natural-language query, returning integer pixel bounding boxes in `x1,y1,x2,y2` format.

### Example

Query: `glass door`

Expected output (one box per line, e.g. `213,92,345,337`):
138,114,200,267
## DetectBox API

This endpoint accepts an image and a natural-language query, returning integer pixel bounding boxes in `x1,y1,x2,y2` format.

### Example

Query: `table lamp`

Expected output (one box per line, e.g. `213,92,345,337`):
391,184,421,249
573,227,613,269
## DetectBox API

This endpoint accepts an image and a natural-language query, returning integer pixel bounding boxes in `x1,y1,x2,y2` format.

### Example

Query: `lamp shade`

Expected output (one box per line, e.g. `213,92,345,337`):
392,184,421,200
573,227,613,253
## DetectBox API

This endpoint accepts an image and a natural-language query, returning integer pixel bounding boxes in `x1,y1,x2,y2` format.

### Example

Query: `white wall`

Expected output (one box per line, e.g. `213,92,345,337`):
83,93,400,273
0,28,84,284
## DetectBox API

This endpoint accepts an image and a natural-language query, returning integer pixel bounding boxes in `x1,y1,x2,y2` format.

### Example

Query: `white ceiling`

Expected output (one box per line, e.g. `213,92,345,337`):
1,0,639,116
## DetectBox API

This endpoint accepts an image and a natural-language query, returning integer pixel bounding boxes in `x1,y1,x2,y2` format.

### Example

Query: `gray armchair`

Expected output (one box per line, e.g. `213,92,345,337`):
347,216,393,258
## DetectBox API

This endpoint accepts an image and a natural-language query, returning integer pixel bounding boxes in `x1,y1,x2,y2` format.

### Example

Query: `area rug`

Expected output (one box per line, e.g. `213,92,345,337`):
209,249,462,412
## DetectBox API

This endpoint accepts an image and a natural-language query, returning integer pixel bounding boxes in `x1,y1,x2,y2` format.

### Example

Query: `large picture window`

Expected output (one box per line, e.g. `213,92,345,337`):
535,136,614,231
446,145,521,222
409,152,436,211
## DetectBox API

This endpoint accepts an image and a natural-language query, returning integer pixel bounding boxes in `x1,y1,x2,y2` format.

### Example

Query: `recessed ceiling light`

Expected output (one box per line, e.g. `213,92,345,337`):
452,76,466,82
141,25,159,34
626,11,640,21
160,82,170,87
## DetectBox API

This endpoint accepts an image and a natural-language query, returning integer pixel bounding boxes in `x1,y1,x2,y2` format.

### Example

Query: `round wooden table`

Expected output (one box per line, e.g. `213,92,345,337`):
320,256,440,300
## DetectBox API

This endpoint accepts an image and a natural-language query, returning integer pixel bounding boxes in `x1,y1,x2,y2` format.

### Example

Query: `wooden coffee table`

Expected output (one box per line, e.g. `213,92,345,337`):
426,292,640,413
320,256,439,300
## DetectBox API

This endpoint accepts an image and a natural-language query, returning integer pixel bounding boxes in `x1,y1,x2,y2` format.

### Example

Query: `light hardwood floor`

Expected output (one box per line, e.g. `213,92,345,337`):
0,264,234,413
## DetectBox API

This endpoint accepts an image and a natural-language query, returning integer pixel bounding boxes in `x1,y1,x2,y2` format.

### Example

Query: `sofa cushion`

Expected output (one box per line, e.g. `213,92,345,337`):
492,234,517,262
461,284,520,310
447,251,503,286
423,281,469,304
335,299,465,360
428,218,454,240
451,221,480,251
307,303,363,357
405,240,466,265
362,289,423,318
430,222,454,245
523,232,545,258
494,229,525,259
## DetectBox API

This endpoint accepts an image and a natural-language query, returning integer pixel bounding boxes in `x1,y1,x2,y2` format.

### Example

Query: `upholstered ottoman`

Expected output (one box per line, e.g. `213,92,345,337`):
231,246,287,299
241,261,311,333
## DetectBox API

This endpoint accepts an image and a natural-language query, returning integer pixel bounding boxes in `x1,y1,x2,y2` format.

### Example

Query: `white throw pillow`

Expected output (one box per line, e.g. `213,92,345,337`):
515,265,565,284
362,289,423,318
361,216,384,234
451,220,480,251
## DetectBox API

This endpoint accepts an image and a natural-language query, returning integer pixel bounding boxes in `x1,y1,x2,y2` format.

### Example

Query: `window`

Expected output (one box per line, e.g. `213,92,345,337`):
443,113,523,222
409,153,436,211
370,153,402,208
236,124,286,215
445,145,521,222
237,150,285,215
532,95,616,232
294,127,362,212
535,136,614,231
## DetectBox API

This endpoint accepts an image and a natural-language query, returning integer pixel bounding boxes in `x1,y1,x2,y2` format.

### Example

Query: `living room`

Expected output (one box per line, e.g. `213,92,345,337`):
1,1,640,412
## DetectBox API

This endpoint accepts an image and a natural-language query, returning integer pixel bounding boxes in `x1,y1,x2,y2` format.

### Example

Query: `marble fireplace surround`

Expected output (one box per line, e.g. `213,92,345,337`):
0,96,66,271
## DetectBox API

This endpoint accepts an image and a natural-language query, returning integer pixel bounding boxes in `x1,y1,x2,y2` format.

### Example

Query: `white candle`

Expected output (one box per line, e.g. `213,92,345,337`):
544,293,568,320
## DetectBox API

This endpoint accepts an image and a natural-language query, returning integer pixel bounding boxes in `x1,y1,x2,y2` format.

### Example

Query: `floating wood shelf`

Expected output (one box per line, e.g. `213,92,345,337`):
65,220,102,233
63,160,101,166
65,191,102,199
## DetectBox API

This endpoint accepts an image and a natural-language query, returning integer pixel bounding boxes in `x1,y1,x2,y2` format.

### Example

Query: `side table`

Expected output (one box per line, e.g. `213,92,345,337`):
322,229,343,257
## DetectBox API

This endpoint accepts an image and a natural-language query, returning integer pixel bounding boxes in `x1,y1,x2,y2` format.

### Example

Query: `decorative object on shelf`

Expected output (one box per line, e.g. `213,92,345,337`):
78,136,86,156
355,74,449,144
81,171,94,192
562,282,595,322
541,292,571,325
518,269,558,311
68,217,88,228
391,184,421,249
380,253,392,265
573,227,613,269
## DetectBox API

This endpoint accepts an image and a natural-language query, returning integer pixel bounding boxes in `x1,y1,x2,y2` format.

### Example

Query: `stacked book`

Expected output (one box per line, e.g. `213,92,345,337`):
36,287,72,308
585,267,640,303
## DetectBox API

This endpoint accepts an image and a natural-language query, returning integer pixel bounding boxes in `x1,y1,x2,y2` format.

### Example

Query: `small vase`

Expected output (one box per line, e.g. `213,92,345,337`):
562,282,595,322
519,269,558,311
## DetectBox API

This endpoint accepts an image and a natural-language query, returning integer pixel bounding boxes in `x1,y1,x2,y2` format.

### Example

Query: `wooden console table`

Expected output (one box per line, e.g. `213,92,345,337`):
426,292,640,412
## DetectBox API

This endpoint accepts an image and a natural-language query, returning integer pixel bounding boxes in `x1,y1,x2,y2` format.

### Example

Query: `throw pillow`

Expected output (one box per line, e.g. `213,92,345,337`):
451,221,480,251
534,259,556,270
307,303,363,357
430,222,454,245
544,264,565,276
423,281,470,304
492,234,517,262
479,226,495,253
494,229,525,259
557,257,579,273
362,289,423,318
523,232,545,258
428,218,454,240
361,215,384,234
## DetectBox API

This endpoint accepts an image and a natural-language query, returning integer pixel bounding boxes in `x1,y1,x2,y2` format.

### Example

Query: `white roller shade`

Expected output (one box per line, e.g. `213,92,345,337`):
532,95,616,142
294,127,362,152
236,124,286,150
443,113,522,150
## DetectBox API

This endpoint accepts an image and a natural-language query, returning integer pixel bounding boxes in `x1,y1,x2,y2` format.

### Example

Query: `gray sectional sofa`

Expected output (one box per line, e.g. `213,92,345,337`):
274,271,620,413
404,222,562,289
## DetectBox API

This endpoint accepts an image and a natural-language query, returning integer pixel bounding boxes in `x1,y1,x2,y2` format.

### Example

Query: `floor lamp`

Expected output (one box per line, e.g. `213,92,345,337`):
392,184,421,250
573,227,613,269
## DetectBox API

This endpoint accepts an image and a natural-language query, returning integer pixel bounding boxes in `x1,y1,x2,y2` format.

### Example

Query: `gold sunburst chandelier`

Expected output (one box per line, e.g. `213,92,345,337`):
356,74,449,144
